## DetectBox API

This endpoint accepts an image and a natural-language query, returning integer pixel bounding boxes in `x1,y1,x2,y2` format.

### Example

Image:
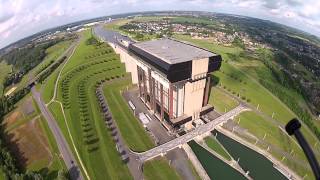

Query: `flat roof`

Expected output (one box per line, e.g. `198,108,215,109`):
130,39,216,64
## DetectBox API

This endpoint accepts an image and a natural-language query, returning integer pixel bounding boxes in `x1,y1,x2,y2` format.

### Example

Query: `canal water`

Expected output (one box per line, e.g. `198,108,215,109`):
189,131,288,179
189,141,247,180
213,130,287,180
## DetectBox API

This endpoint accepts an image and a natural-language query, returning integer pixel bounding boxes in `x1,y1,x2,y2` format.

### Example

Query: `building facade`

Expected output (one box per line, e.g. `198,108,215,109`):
113,38,221,128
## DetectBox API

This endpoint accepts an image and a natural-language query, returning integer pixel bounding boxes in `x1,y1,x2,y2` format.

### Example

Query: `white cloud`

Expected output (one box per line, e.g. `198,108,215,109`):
0,0,320,48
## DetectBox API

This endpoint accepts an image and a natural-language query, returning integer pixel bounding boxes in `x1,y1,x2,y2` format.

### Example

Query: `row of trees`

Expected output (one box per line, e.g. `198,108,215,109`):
2,39,64,88
37,56,67,83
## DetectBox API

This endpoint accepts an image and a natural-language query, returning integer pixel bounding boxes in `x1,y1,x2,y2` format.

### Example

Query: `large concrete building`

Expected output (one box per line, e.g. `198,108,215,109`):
112,38,221,129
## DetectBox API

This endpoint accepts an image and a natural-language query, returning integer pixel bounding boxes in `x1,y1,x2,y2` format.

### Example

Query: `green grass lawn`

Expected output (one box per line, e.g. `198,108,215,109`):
103,79,155,152
143,157,181,180
34,40,73,76
38,115,66,172
209,87,238,113
204,136,231,161
0,61,12,96
41,66,60,104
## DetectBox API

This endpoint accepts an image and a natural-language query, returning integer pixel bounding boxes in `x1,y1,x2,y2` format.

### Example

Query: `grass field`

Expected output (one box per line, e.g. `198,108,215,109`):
41,62,64,104
209,87,238,113
204,136,231,161
0,61,12,96
34,40,73,76
143,157,181,180
103,79,155,152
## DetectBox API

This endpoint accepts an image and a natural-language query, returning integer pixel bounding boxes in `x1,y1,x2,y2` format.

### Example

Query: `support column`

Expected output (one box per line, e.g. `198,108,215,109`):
169,84,174,119
142,70,147,102
148,69,153,109
137,67,142,97
152,78,156,111
160,84,164,121
203,75,211,106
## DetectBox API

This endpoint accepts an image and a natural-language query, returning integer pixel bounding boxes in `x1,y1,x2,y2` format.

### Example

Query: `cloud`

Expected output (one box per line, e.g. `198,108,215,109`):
0,0,320,48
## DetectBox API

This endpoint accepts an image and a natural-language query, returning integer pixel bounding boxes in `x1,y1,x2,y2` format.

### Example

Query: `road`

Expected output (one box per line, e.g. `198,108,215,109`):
137,105,248,162
32,87,83,180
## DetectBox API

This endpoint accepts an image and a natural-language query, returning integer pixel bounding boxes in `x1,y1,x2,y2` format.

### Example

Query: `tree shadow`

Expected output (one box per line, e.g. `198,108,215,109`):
68,165,80,180
3,127,28,171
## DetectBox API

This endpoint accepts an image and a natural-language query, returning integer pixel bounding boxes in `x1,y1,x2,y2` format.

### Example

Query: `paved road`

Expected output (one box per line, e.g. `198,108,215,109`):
137,105,249,162
32,87,83,180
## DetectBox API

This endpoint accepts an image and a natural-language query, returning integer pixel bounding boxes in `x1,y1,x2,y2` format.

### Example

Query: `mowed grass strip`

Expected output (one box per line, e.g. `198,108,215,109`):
143,157,181,180
41,65,61,103
103,78,155,152
209,87,238,113
205,136,231,161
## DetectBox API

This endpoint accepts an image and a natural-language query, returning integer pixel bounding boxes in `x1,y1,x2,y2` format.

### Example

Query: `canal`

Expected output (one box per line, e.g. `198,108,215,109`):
189,130,288,180
189,141,247,180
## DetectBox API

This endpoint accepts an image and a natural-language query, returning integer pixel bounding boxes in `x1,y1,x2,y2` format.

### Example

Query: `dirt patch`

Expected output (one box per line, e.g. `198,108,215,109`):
21,97,35,115
3,111,23,127
5,117,52,170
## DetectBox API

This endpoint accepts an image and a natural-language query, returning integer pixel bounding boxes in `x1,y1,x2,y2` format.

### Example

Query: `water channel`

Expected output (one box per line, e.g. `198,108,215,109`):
189,130,287,180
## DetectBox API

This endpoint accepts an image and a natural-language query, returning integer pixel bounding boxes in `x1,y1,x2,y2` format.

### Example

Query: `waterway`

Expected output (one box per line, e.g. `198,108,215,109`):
214,130,287,180
189,141,247,180
189,130,288,180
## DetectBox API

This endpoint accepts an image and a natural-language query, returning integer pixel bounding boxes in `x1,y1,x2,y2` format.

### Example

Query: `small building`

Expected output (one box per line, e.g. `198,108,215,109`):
113,38,221,128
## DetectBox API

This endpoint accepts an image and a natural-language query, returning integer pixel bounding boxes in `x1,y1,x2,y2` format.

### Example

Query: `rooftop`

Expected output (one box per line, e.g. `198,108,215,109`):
130,38,216,64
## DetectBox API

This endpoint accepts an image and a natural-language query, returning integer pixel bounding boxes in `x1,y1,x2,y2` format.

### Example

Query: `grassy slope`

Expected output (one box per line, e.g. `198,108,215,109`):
205,136,231,161
103,79,155,152
50,29,179,179
41,65,61,103
209,87,238,113
48,30,178,179
51,30,132,179
173,34,319,179
0,61,12,96
143,157,181,180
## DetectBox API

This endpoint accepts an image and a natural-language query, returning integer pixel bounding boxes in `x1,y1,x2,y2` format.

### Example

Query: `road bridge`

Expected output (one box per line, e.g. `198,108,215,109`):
136,105,249,162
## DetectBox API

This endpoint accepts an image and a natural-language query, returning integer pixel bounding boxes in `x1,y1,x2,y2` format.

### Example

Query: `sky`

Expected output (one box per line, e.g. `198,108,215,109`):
0,0,320,49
